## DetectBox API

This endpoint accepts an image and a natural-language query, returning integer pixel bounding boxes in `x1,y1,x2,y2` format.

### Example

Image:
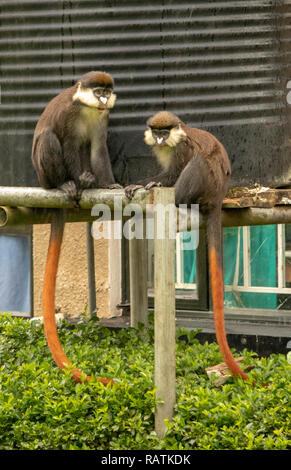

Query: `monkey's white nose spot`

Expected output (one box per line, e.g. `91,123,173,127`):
100,97,108,104
157,137,163,144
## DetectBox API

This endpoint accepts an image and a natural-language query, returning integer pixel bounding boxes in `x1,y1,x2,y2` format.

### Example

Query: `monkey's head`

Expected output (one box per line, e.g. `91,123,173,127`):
144,111,186,148
73,71,116,111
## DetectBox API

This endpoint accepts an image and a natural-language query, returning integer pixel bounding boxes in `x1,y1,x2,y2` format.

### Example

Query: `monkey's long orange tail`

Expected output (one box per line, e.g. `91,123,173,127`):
207,211,250,382
43,211,112,386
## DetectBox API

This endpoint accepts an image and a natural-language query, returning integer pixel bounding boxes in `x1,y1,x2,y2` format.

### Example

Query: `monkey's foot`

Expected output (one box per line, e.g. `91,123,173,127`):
59,180,79,207
124,184,144,199
107,183,123,190
59,180,78,199
144,181,162,191
79,171,96,189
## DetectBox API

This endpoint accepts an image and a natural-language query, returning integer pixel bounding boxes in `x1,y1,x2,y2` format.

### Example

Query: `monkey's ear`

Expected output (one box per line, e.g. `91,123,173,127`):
144,128,155,146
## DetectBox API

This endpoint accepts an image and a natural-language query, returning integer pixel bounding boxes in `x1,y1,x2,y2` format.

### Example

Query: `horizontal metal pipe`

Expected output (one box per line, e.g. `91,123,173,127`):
0,187,152,210
178,206,291,230
2,202,291,229
221,206,291,227
184,206,291,229
0,207,97,227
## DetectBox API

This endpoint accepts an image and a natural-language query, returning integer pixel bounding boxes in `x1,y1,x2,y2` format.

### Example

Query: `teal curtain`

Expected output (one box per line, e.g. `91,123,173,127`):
175,231,197,284
182,231,197,283
178,225,277,309
223,225,277,309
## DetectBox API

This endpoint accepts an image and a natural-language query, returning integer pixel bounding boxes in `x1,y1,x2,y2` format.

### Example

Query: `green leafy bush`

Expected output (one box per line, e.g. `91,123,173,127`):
0,313,290,450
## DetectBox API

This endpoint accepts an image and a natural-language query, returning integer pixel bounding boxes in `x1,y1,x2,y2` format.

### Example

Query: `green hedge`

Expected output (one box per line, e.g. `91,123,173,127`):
0,313,290,450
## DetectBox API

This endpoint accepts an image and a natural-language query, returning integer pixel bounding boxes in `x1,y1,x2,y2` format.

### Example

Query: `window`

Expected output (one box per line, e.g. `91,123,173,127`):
147,229,208,311
172,224,291,312
224,225,291,310
0,227,32,317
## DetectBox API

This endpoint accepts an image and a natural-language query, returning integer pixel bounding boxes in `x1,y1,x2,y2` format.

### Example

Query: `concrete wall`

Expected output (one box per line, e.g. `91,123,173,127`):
33,222,110,318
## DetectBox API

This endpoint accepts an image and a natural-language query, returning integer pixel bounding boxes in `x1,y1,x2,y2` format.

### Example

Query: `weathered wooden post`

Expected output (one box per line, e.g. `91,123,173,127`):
129,231,148,328
86,221,97,317
154,187,176,439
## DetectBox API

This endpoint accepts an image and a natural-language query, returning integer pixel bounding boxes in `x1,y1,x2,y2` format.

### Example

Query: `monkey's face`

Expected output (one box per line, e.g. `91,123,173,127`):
92,86,115,109
73,83,116,111
144,126,186,148
151,128,171,146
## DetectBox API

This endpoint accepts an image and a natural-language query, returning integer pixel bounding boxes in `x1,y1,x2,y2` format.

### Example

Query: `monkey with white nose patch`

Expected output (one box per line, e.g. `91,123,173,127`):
125,111,250,382
31,71,118,385
32,71,118,199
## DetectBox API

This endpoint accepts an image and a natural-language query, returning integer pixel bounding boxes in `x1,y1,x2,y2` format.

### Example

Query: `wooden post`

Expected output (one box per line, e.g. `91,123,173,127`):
129,224,148,328
86,221,97,317
154,187,176,439
108,220,123,318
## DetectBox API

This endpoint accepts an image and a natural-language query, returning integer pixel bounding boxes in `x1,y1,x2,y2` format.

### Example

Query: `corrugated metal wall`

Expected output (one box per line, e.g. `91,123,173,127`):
0,0,290,187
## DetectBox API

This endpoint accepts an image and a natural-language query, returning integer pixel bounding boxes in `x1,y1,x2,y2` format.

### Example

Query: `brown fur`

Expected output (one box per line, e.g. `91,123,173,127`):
147,111,180,128
126,111,250,382
31,71,116,192
32,72,117,385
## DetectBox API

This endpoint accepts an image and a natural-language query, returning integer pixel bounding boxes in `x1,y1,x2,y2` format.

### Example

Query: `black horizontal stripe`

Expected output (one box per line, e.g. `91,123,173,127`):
0,0,290,132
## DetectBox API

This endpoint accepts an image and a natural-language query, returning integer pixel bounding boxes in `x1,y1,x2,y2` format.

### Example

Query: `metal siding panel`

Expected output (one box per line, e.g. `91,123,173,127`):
0,0,290,186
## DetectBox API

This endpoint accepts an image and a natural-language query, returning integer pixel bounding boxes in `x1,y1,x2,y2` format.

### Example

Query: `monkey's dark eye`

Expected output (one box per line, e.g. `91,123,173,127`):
104,88,113,98
93,88,103,97
93,87,112,98
153,129,170,139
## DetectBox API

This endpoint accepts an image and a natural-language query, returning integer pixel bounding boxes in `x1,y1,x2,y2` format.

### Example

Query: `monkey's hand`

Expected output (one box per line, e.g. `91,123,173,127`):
144,181,162,191
79,171,96,189
124,184,144,199
107,183,123,190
